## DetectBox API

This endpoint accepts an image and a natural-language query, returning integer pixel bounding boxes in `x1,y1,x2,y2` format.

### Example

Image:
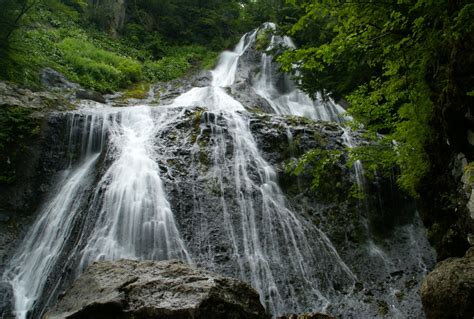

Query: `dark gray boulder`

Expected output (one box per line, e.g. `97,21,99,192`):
277,314,335,319
0,282,14,319
75,90,106,104
0,81,73,110
191,70,213,87
45,259,269,319
421,247,474,318
40,68,79,90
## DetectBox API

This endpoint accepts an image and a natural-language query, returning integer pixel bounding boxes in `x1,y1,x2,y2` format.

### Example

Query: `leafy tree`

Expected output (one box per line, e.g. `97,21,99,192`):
127,0,245,49
0,0,39,75
278,0,474,197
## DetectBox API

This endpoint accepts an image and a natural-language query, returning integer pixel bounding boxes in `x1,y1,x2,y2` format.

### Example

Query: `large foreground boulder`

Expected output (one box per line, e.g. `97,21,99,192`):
45,259,269,319
421,247,474,318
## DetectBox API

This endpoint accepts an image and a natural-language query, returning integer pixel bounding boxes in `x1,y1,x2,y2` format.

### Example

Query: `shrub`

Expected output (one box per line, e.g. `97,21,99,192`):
58,37,143,92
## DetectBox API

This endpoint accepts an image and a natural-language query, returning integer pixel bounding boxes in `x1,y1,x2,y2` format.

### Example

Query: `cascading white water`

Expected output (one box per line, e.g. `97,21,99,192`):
79,106,191,267
3,105,191,318
169,28,356,315
212,29,257,87
342,128,394,270
2,23,433,319
341,128,366,189
250,23,346,121
2,113,107,319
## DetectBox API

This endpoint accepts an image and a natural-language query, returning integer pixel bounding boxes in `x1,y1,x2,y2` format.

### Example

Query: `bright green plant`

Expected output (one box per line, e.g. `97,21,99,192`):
278,0,474,197
58,38,143,92
286,149,343,191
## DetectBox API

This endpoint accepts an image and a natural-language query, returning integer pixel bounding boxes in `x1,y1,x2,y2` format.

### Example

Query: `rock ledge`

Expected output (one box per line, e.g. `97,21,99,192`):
45,259,269,319
421,247,474,318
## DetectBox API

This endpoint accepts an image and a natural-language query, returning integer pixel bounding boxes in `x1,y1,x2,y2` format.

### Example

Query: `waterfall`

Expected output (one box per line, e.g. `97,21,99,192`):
2,113,107,318
247,23,346,121
168,26,356,315
2,106,191,318
2,23,434,319
78,106,191,268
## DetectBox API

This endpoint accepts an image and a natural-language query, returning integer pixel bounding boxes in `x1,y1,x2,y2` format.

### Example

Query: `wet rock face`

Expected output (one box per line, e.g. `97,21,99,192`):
75,90,106,103
0,282,14,319
154,107,435,318
0,113,72,214
40,68,79,90
2,106,435,318
153,71,213,105
0,81,81,273
45,259,269,319
421,247,474,319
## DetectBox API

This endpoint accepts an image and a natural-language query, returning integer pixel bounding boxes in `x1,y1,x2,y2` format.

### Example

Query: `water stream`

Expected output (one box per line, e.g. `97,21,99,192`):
2,24,434,318
168,28,356,314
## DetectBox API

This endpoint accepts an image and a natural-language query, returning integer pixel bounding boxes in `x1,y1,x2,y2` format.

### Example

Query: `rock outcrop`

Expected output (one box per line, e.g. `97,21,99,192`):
421,247,474,318
0,81,80,272
0,81,73,111
40,68,79,90
45,259,269,319
0,282,14,319
75,90,106,103
277,313,335,319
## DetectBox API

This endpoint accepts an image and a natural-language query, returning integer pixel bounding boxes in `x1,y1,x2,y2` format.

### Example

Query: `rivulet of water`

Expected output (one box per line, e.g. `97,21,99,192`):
168,27,356,315
3,23,434,319
2,113,107,318
3,106,190,318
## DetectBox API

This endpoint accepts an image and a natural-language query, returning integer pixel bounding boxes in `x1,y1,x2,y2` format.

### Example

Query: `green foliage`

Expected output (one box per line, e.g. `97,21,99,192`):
464,162,474,184
347,140,397,179
255,28,272,51
128,0,244,49
286,149,343,191
278,0,474,197
239,0,288,31
0,107,37,150
143,57,189,83
122,82,150,100
0,0,223,92
348,183,365,201
58,38,143,92
0,0,40,78
144,45,218,82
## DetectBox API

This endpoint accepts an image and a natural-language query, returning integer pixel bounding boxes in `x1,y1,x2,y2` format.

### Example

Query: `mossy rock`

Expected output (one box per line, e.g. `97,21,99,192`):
255,29,272,52
121,82,150,100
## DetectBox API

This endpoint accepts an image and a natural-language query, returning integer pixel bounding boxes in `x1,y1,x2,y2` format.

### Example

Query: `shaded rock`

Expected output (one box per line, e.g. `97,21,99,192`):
277,313,335,319
40,68,79,90
421,247,474,318
0,81,73,110
0,282,14,319
45,259,269,319
191,70,213,87
229,81,274,113
75,90,106,103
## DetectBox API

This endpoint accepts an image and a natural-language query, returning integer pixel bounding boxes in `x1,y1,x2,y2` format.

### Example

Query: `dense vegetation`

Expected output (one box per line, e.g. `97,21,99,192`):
277,0,473,198
276,0,473,257
0,0,278,92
